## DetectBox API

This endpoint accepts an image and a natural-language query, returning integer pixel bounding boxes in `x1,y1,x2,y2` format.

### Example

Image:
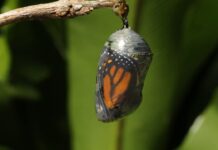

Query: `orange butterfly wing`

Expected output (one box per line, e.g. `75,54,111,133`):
103,65,133,109
96,48,145,121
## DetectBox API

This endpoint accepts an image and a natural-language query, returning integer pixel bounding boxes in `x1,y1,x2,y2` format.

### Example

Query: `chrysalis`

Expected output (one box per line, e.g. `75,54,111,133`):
96,27,152,122
95,1,152,122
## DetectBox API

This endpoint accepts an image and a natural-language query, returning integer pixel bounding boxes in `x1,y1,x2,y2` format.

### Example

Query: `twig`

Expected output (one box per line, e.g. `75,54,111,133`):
0,0,115,27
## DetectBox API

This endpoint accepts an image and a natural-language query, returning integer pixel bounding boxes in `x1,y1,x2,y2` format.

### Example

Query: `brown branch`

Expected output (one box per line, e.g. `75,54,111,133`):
0,0,115,27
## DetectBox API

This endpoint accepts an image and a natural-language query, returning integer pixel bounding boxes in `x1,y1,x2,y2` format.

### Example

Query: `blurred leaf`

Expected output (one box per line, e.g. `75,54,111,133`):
166,0,218,148
0,81,40,101
167,44,218,149
1,0,18,12
0,36,10,82
179,89,218,150
42,20,67,59
0,0,11,102
5,20,70,149
0,146,11,150
0,0,6,13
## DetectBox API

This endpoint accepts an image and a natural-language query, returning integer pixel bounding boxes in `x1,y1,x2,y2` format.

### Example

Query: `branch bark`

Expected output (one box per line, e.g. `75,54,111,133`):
0,0,115,27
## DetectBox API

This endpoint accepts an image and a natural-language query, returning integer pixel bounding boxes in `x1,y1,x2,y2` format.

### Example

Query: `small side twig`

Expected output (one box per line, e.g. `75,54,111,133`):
0,0,115,27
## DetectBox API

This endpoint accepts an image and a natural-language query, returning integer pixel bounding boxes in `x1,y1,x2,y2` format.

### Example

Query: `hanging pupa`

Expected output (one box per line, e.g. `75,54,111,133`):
95,0,152,122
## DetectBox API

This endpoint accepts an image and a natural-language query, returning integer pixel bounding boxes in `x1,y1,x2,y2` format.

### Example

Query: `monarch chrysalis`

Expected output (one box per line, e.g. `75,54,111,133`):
96,27,152,122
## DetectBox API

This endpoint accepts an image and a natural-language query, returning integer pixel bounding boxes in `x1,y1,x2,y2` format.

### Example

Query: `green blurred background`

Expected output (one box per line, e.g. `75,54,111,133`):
0,0,218,150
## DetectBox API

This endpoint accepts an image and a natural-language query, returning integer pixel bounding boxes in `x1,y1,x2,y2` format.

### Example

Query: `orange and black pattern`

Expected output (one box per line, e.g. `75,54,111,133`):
96,47,142,122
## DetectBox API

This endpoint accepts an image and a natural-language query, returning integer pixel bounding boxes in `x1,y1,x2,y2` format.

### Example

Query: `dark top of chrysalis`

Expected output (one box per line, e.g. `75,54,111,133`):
122,18,129,28
104,27,151,64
